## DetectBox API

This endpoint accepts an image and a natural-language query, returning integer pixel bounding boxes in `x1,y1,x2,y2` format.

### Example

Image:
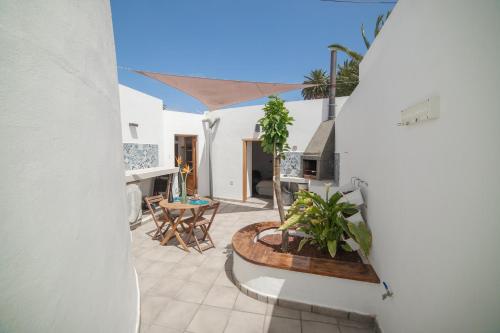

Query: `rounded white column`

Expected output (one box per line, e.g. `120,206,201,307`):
0,1,138,332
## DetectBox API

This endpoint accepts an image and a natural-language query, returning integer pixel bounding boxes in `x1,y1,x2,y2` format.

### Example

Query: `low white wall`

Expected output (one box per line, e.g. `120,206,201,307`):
233,253,379,315
336,1,500,332
208,98,347,200
0,1,138,332
163,110,209,196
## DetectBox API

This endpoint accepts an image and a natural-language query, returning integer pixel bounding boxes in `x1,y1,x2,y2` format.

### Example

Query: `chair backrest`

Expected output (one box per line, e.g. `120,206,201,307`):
201,201,220,224
144,195,165,226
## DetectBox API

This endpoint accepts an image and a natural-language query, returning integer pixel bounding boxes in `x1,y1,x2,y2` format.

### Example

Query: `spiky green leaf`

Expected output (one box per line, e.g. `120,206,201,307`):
279,214,302,230
327,240,337,258
298,238,309,252
341,242,353,252
348,222,372,256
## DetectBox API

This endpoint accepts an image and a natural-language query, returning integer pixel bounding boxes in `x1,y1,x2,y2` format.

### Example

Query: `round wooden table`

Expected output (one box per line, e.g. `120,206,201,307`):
159,199,212,251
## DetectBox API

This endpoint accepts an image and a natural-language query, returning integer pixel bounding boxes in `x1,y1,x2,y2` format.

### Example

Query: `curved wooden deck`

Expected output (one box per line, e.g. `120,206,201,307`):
232,221,380,284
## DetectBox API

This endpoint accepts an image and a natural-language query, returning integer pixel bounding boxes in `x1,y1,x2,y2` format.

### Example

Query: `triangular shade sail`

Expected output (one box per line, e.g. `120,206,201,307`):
134,70,315,111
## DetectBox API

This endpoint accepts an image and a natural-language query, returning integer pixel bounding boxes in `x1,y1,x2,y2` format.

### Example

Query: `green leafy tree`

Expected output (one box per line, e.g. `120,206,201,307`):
301,69,330,100
258,96,294,251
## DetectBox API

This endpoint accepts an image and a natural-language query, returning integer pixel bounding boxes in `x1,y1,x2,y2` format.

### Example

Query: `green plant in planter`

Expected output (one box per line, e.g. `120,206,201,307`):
279,189,372,258
258,95,294,251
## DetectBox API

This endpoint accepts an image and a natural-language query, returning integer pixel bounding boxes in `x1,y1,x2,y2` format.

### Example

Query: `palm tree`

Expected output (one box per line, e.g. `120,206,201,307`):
328,11,391,96
361,11,391,49
301,69,330,100
336,59,359,97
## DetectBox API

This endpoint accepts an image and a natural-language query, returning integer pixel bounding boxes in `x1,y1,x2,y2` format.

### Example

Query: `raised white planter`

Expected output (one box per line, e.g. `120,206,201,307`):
232,251,382,316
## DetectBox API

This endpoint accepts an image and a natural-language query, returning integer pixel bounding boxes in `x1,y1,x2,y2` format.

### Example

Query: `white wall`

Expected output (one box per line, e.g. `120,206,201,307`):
163,110,208,196
0,1,138,332
119,84,165,166
233,253,379,314
208,98,347,200
336,1,500,332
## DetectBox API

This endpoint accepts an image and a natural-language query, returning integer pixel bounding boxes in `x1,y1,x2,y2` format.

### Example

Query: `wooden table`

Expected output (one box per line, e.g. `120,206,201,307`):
159,199,211,251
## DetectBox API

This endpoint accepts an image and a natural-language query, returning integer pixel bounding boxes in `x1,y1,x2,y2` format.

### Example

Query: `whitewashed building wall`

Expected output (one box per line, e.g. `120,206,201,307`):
336,1,500,332
0,1,139,332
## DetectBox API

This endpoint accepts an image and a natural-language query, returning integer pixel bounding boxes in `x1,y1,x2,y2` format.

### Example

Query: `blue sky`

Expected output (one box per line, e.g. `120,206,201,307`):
111,0,395,113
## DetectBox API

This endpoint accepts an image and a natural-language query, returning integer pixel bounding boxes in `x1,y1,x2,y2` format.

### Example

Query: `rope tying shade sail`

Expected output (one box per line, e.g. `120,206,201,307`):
134,70,316,111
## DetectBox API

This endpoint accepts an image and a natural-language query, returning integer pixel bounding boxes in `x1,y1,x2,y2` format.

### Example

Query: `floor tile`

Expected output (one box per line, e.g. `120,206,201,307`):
153,300,199,330
200,256,228,270
266,304,300,319
234,293,267,315
263,316,301,333
141,261,173,277
149,277,187,298
134,259,157,274
302,321,340,333
338,326,374,333
146,324,183,333
181,254,208,267
186,305,231,333
203,285,239,309
214,270,235,287
338,319,373,329
140,275,162,296
189,267,220,284
143,247,187,263
140,295,172,325
301,311,338,324
175,281,212,304
224,311,265,333
165,264,198,280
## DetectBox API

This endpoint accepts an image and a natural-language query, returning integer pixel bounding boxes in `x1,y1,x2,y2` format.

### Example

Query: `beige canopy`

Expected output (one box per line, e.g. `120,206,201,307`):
134,70,315,111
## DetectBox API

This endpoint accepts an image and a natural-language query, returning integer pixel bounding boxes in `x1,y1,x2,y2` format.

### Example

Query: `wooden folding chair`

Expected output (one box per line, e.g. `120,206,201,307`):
144,195,170,242
185,201,220,253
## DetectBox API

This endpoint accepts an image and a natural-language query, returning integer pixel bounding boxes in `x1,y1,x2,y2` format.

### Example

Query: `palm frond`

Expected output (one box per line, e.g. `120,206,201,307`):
328,44,363,62
361,24,371,50
374,14,384,37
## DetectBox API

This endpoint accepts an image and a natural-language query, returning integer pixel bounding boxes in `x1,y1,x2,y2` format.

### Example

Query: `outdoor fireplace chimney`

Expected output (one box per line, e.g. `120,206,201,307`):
301,49,338,180
328,49,337,120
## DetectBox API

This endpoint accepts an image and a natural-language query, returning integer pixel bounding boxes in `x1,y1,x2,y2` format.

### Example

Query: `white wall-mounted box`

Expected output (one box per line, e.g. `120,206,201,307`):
399,96,440,126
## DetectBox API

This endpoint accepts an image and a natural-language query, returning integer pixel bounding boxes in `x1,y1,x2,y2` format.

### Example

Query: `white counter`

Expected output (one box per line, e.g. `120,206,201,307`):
280,175,308,183
125,166,178,183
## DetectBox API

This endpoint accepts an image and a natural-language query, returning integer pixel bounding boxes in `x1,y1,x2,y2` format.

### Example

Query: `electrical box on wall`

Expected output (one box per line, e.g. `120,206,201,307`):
399,96,440,126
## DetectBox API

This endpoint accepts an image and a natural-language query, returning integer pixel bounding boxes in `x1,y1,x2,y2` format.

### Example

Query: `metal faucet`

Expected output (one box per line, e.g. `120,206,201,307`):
382,282,393,300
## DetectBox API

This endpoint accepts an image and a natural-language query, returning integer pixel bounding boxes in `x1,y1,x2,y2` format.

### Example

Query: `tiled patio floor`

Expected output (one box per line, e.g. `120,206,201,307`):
131,198,375,333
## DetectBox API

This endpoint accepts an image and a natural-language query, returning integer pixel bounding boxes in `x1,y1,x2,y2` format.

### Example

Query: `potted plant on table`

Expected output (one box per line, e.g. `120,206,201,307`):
258,95,294,251
176,155,192,203
279,186,372,258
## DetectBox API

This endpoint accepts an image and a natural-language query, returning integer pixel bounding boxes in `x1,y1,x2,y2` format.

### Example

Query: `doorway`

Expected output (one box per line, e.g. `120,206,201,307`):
242,139,273,201
174,135,197,195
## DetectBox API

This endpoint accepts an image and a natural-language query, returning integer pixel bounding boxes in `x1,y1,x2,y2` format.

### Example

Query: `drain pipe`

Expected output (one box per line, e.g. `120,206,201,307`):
328,49,337,120
202,117,220,198
328,48,340,185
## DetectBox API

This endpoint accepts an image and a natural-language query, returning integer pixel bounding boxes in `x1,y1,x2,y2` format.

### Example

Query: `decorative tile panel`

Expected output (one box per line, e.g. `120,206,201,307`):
281,152,303,177
123,143,158,170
